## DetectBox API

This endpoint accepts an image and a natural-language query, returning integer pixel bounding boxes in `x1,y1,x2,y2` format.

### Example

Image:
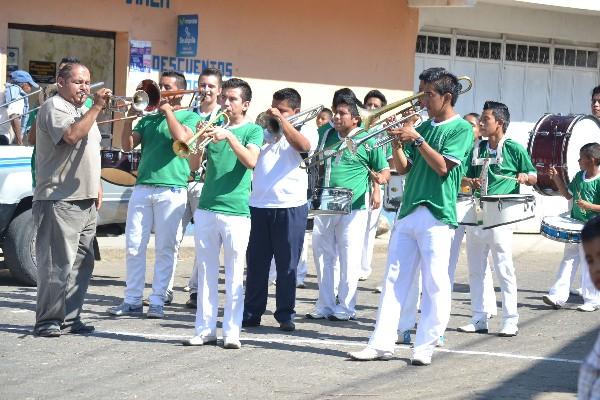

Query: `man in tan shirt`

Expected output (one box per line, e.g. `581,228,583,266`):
33,62,109,337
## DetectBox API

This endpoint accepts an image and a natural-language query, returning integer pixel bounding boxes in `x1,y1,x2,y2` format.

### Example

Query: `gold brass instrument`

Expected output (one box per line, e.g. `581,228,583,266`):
172,110,230,157
300,75,473,169
256,104,324,136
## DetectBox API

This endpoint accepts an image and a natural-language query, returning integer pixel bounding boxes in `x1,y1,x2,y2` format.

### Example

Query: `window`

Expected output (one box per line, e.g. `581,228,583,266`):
427,36,439,54
416,35,426,53
456,39,467,57
439,37,451,56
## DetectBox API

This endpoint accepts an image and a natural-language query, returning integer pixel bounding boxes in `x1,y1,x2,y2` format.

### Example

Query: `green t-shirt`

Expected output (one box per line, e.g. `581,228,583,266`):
466,139,536,195
320,127,389,210
198,122,264,217
134,110,201,188
399,116,473,227
568,170,600,222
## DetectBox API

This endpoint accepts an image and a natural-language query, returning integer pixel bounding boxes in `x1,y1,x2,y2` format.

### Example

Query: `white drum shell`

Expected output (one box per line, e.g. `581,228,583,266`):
481,194,536,229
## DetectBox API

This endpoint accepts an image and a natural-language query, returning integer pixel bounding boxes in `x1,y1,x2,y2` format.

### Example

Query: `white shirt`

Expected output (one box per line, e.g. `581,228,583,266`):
249,125,319,208
0,91,25,141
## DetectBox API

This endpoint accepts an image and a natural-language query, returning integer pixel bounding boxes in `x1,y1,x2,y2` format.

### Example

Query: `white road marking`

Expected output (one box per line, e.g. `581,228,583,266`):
95,329,583,365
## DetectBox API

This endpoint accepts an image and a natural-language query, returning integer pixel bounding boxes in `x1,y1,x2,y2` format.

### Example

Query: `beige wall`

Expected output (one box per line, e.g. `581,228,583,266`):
1,0,419,135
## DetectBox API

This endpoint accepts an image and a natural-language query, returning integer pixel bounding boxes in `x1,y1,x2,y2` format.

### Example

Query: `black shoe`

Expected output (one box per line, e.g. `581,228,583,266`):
279,321,295,332
185,293,197,309
34,326,61,338
61,321,95,335
242,319,260,328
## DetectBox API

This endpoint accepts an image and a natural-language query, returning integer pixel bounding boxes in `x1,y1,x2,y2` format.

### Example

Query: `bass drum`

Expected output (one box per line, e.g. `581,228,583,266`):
100,149,140,187
383,170,404,211
528,114,600,195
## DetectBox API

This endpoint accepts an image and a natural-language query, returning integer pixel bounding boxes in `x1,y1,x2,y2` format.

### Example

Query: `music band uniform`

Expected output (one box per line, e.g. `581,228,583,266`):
310,125,389,320
463,137,537,335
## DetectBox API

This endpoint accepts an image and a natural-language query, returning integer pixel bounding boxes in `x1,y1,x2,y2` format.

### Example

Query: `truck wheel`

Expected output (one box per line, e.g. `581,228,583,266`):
4,209,37,286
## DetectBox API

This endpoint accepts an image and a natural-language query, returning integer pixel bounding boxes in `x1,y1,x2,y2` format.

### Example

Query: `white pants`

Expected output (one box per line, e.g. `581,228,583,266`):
269,238,308,283
312,209,369,316
194,209,250,339
124,185,187,306
450,226,497,316
579,245,600,306
369,206,452,357
168,181,203,292
548,243,580,303
466,225,518,326
361,189,384,278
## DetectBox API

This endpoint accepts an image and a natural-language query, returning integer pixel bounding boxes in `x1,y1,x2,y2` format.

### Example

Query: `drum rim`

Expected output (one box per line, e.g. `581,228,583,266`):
480,194,535,201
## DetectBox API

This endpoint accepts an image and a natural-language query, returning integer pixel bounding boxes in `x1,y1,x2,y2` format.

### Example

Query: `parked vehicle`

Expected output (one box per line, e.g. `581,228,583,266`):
0,146,131,285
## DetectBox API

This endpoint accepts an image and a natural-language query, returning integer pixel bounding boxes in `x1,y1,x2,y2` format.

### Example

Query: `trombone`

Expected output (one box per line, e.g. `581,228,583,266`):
0,87,42,108
300,75,473,169
256,104,324,136
0,81,104,126
172,110,230,157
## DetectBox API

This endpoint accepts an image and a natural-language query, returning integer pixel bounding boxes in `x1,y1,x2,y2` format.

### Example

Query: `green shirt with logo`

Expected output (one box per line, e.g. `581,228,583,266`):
320,127,389,210
134,110,201,188
399,116,473,227
568,170,600,222
466,139,536,195
198,122,264,217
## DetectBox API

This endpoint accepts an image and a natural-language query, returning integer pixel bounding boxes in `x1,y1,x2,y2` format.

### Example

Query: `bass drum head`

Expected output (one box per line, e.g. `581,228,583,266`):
101,168,137,187
565,116,600,182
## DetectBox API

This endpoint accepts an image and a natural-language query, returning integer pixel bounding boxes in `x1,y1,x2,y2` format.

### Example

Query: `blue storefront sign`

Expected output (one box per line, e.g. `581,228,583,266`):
176,14,198,57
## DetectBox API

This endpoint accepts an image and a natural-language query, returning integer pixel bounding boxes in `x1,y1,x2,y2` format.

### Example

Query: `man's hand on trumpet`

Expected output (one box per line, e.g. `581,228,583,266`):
206,125,230,143
90,88,111,110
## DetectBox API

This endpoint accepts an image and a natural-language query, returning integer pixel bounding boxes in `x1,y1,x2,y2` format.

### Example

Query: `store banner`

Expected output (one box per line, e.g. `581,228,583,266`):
129,40,152,73
176,15,198,57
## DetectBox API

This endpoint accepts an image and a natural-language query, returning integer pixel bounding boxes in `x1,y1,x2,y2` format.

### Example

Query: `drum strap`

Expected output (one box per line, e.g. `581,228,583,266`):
480,158,490,196
472,137,506,166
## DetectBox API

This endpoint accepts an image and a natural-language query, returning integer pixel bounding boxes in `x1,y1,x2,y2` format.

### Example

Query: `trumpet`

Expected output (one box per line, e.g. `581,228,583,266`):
300,75,473,168
172,110,230,157
256,104,324,136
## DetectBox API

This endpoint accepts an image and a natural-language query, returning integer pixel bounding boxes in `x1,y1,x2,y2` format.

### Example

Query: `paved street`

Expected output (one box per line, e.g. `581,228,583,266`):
0,232,598,399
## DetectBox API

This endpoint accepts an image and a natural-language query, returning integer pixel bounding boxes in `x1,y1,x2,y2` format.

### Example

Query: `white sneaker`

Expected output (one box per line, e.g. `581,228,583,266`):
182,335,218,346
498,323,518,337
411,353,432,366
348,347,393,361
577,303,600,312
542,294,563,309
457,319,488,333
223,337,242,349
305,309,329,319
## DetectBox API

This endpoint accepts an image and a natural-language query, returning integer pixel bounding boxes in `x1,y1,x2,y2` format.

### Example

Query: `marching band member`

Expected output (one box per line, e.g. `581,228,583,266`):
182,78,263,349
350,68,472,365
543,142,600,311
33,62,107,336
108,71,200,319
307,94,389,321
181,67,224,309
243,88,318,331
459,101,536,337
359,90,390,282
316,107,333,128
543,86,600,309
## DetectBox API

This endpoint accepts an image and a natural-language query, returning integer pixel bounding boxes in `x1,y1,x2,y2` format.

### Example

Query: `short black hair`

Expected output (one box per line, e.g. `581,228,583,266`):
332,88,357,109
582,215,600,244
592,85,600,98
483,101,511,133
57,62,86,81
335,94,361,119
222,77,252,102
418,67,461,106
273,88,301,110
364,90,387,107
465,112,480,120
580,142,600,165
200,67,223,87
161,70,187,90
320,108,333,117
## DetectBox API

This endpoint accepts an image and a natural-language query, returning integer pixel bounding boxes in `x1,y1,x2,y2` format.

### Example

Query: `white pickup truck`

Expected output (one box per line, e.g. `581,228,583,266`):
0,146,131,285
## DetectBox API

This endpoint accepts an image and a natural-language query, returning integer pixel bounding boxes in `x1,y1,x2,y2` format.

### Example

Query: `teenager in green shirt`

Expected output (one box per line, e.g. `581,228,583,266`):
109,71,199,320
350,68,473,366
182,78,263,349
459,101,536,338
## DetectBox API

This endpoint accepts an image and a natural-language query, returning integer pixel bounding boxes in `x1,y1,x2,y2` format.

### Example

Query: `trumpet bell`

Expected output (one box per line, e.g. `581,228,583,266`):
131,90,149,112
256,112,282,136
136,79,161,111
172,140,190,157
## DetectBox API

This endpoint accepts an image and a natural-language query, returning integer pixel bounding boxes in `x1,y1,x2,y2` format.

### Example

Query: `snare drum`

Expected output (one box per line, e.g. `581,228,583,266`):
481,194,535,229
457,193,478,226
100,149,141,187
383,171,404,211
541,215,584,243
309,187,353,215
528,114,600,195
